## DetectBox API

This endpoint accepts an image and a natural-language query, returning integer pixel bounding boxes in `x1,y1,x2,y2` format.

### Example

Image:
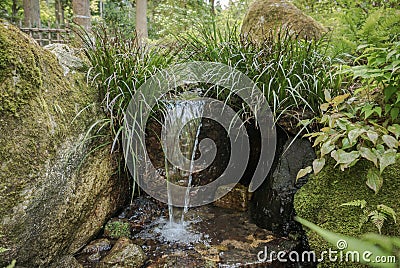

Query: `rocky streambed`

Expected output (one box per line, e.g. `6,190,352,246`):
75,195,310,268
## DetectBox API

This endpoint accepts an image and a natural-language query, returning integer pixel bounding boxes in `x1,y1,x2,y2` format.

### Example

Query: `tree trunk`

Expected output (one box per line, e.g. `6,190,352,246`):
72,0,91,30
23,0,41,27
12,0,18,22
55,0,65,26
136,0,148,46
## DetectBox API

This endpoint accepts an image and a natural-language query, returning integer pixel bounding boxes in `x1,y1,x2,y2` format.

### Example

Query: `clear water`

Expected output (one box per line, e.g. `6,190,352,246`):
162,98,205,226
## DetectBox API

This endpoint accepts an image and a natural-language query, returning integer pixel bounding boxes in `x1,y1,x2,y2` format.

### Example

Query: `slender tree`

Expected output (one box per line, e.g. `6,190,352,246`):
55,0,65,26
136,0,148,46
23,0,40,27
72,0,91,30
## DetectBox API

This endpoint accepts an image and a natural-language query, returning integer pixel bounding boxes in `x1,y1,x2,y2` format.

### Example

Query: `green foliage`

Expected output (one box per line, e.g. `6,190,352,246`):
298,92,400,194
294,0,400,55
104,220,131,239
341,200,397,234
341,42,400,122
296,216,400,268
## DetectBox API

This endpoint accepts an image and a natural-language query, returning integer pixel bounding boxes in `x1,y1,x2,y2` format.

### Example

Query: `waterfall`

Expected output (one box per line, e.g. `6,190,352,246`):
162,97,204,225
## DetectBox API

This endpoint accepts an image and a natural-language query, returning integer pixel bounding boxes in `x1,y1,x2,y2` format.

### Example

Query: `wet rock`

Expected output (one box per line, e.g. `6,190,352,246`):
82,238,112,254
0,21,129,267
241,0,326,41
213,183,250,211
87,252,102,262
49,255,82,268
100,237,147,268
251,133,315,236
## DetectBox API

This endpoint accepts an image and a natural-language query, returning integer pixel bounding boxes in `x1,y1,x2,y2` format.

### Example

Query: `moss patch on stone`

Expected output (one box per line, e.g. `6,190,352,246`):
241,0,326,41
0,21,129,267
294,159,400,267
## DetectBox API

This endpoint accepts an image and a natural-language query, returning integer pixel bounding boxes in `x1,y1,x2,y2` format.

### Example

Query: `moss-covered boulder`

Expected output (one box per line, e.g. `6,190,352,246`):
0,21,129,266
294,160,400,267
241,0,326,41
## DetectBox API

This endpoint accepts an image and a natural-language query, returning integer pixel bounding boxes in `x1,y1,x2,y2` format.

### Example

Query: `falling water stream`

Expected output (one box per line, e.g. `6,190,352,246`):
158,97,206,243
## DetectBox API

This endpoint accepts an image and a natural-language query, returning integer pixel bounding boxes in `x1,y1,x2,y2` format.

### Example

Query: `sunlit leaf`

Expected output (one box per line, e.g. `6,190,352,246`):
332,94,350,106
348,128,365,144
382,135,398,149
366,167,383,194
296,166,312,180
359,146,378,167
321,141,335,156
388,124,400,139
366,130,379,145
312,158,325,175
379,149,397,173
331,149,360,165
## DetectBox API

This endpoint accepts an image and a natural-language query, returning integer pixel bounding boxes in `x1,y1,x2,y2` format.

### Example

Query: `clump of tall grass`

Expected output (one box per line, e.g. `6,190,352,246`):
178,21,343,122
78,25,177,152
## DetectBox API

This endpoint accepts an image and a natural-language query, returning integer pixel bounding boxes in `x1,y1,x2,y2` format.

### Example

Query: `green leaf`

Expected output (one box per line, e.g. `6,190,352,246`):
379,149,397,173
296,166,312,180
384,86,397,102
366,130,379,145
324,89,332,102
313,133,328,147
295,217,396,268
332,94,350,106
359,146,378,167
388,124,400,139
369,210,386,234
366,167,383,194
312,158,325,175
320,103,330,112
377,204,397,224
348,128,365,144
382,135,398,149
320,141,335,156
390,107,399,120
331,149,360,165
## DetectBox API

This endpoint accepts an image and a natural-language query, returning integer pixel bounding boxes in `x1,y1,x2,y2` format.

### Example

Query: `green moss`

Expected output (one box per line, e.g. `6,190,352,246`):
0,20,43,116
241,0,326,41
0,21,106,266
294,159,400,267
104,221,131,239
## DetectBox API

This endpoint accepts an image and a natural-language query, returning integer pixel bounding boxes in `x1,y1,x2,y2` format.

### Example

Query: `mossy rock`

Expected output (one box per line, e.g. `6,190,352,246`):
294,159,400,267
241,0,326,41
0,21,129,267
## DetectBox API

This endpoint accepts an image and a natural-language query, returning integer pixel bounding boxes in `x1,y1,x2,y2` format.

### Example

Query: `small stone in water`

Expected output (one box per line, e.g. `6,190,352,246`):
82,238,112,254
100,237,147,267
87,252,101,262
213,183,250,212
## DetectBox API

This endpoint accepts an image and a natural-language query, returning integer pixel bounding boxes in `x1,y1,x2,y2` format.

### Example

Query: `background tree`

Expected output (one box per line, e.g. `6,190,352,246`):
72,0,91,30
136,0,148,45
23,0,40,26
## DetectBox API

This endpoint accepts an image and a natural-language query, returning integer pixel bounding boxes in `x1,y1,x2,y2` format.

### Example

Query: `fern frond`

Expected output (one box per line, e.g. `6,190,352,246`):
368,210,387,234
340,199,367,209
377,204,397,224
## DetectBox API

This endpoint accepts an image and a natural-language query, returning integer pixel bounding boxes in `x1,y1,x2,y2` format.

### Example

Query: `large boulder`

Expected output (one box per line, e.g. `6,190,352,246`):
250,132,315,236
294,160,400,267
241,0,326,41
0,21,129,267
